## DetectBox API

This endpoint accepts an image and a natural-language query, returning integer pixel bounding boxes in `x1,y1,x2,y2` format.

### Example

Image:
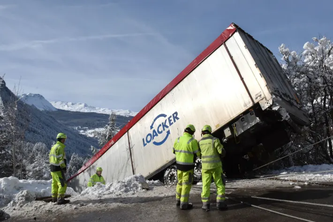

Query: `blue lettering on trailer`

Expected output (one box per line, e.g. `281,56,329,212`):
142,111,179,146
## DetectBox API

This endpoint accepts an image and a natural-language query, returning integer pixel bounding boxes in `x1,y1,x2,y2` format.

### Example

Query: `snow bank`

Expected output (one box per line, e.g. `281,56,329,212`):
80,175,150,197
0,175,158,209
0,176,77,208
0,175,175,220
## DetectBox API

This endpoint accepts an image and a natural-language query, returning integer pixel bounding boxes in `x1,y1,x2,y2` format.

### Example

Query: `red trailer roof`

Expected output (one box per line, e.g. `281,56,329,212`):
68,23,237,181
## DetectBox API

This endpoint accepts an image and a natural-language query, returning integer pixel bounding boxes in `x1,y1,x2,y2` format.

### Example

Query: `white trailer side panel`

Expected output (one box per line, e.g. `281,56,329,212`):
225,32,272,109
236,30,309,124
238,30,297,104
127,38,270,177
72,133,133,190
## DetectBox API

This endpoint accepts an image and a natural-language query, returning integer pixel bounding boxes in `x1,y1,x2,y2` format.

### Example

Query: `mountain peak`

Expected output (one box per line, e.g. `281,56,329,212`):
20,93,57,111
0,85,97,157
19,93,138,117
50,101,137,117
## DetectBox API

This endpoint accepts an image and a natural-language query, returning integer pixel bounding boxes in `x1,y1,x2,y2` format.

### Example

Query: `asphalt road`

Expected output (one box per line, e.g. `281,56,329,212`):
7,185,333,222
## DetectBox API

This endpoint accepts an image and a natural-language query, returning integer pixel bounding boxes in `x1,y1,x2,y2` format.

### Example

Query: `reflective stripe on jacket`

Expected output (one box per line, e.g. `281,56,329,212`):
173,132,200,171
199,134,224,170
49,141,66,172
87,174,106,187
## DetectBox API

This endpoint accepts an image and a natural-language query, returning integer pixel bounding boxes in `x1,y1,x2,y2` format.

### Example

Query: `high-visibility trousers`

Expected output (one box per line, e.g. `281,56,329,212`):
51,171,67,198
201,167,225,204
176,169,193,206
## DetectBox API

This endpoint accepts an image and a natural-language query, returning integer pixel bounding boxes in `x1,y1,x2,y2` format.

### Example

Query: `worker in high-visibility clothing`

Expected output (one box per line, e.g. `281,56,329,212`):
199,125,227,211
173,124,200,210
87,167,106,187
49,133,69,205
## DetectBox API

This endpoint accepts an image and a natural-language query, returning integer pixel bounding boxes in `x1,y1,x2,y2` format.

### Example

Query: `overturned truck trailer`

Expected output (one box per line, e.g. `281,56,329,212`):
68,23,308,191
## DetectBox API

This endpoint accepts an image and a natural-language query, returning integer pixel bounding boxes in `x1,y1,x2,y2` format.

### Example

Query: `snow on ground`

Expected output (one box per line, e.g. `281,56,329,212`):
1,164,333,220
261,163,333,184
0,177,77,208
0,175,178,220
208,164,333,190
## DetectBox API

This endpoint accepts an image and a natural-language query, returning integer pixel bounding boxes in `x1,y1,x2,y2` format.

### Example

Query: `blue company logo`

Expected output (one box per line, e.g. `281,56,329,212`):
142,111,179,146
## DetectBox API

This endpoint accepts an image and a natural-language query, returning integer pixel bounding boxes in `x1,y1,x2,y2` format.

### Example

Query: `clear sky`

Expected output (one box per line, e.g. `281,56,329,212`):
0,0,332,112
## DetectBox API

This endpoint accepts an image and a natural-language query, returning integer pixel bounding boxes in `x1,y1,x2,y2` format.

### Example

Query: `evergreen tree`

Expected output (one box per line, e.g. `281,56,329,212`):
90,145,100,155
97,112,118,147
66,153,87,178
0,79,30,178
23,142,50,180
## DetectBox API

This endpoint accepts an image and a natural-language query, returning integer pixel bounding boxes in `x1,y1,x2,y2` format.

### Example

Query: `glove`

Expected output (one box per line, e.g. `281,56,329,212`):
221,148,226,158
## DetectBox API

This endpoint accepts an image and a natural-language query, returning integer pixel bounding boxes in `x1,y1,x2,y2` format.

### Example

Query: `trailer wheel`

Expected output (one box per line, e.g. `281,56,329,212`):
163,165,177,185
193,158,202,183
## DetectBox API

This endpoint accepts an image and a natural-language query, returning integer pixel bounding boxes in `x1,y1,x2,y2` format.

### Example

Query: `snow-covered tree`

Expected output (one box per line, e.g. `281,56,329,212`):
0,79,30,177
97,112,118,147
66,153,87,178
0,115,12,177
0,146,12,177
0,141,50,180
22,142,50,180
90,145,99,156
279,36,333,163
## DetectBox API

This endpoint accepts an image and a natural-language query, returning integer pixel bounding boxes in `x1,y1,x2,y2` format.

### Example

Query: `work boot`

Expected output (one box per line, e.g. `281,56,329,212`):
57,197,70,205
180,203,193,210
176,200,180,206
202,203,210,212
217,201,228,211
51,197,57,203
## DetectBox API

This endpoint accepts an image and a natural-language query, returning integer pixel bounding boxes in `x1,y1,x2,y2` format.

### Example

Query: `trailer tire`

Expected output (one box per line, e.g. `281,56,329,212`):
163,165,177,185
193,158,202,183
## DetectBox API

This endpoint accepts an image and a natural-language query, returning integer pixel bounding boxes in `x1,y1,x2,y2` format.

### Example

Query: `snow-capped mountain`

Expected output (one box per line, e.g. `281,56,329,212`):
0,79,98,156
19,94,137,117
50,101,137,117
20,93,57,111
19,93,133,138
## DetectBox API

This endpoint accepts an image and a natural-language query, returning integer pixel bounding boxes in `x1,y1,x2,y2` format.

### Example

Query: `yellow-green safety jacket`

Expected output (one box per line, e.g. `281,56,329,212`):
173,132,201,171
87,174,106,187
199,134,225,170
49,141,66,172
